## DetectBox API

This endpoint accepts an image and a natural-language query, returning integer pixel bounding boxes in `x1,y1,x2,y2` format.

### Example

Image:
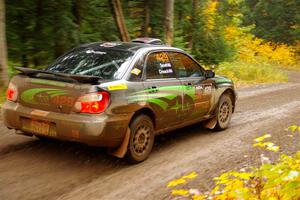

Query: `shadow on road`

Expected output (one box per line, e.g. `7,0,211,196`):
0,122,213,166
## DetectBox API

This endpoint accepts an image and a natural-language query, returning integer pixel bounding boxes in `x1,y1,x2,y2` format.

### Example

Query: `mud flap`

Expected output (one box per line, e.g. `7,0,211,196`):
108,128,130,158
203,116,217,129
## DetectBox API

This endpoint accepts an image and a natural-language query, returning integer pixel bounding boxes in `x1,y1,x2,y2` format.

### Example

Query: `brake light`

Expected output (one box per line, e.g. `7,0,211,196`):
74,92,110,114
6,82,18,102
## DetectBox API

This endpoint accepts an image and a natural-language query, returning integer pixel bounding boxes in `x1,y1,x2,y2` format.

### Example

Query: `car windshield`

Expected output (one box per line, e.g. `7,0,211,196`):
46,47,134,80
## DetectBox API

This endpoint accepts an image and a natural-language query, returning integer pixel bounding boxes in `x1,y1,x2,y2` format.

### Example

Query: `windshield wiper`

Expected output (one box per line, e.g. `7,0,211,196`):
15,67,103,84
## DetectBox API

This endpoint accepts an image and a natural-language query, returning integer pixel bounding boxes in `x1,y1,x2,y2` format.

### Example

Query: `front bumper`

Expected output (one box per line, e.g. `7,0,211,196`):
1,101,130,147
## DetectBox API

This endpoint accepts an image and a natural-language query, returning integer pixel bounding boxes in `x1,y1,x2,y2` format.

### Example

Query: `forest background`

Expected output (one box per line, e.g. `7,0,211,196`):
0,0,299,92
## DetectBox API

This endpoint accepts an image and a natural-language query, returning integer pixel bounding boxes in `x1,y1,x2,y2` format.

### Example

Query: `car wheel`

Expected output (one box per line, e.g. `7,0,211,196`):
126,115,154,163
214,94,233,130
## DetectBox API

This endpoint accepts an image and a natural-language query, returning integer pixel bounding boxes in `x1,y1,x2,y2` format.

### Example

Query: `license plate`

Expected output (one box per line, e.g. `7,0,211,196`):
22,119,50,136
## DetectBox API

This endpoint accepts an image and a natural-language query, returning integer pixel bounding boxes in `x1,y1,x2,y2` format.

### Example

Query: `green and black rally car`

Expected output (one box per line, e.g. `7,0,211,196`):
2,40,237,163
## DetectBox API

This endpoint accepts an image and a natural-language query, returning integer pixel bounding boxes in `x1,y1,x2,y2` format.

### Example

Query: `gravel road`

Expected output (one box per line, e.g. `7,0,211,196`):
0,71,300,200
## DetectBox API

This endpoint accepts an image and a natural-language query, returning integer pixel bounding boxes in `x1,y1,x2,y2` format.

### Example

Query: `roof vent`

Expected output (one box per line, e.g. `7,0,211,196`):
131,37,164,45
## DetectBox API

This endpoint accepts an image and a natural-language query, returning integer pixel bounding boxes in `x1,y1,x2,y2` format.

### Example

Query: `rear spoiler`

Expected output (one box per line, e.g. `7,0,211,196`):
15,67,103,84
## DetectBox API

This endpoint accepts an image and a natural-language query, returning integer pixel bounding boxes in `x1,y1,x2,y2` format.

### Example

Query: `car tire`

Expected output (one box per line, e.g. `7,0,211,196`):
214,93,233,131
36,135,54,141
126,115,154,163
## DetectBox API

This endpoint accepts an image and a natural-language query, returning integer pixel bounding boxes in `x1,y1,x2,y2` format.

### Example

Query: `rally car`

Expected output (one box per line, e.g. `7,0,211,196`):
2,41,237,163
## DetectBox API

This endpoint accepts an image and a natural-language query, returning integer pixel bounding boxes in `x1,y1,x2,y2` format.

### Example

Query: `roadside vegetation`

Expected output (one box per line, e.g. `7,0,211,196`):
166,126,300,199
0,87,5,107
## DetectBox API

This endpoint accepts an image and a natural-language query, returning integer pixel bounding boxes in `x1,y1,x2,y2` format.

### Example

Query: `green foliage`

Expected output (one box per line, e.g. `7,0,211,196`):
6,0,118,67
210,152,300,199
243,0,300,45
4,0,298,84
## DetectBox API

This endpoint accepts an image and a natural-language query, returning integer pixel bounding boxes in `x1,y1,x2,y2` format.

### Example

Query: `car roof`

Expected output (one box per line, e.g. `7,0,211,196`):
78,42,181,53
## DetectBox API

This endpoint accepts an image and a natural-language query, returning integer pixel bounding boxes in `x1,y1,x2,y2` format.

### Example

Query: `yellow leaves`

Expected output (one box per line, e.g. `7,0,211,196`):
182,171,198,180
266,145,280,152
254,134,272,142
171,189,189,196
165,126,300,200
253,141,280,152
167,178,186,188
167,171,198,188
231,172,252,180
253,134,280,152
192,194,206,200
223,24,297,67
253,141,274,148
203,0,218,30
288,125,300,134
168,172,199,197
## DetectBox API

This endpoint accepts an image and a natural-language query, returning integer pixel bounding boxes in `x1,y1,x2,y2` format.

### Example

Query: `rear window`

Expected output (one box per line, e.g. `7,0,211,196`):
46,47,134,80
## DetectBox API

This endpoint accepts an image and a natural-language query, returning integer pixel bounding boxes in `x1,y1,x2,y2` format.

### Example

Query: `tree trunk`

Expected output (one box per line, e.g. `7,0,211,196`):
72,0,82,26
110,0,130,42
17,11,28,68
164,0,174,46
143,0,150,36
33,0,43,67
188,0,199,50
0,0,8,85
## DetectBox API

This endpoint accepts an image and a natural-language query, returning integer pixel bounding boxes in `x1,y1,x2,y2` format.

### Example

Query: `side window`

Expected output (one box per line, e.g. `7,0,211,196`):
129,56,144,81
145,52,176,79
168,52,204,78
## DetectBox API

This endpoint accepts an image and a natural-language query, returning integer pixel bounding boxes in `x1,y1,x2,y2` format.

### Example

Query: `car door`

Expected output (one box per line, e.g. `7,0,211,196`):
168,51,213,121
143,51,184,130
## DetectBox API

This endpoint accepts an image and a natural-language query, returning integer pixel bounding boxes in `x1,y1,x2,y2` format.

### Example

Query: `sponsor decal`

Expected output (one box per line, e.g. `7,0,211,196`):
51,95,74,106
86,50,106,55
131,68,141,76
159,68,173,74
21,88,72,105
159,63,172,68
107,83,128,91
128,85,196,111
195,85,204,90
204,85,212,93
195,84,212,94
155,52,169,63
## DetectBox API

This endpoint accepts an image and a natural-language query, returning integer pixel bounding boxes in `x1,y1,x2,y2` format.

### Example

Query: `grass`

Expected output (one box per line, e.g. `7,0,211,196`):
215,61,288,87
280,63,300,72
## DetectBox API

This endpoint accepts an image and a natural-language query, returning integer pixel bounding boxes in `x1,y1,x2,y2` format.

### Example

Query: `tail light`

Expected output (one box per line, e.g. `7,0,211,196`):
6,82,18,102
74,92,110,114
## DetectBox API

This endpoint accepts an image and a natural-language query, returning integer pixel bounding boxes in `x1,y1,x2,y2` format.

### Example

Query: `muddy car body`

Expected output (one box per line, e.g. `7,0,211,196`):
2,42,237,163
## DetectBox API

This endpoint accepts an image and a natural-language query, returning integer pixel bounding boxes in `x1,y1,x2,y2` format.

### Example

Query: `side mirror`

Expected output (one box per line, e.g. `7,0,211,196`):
205,70,215,78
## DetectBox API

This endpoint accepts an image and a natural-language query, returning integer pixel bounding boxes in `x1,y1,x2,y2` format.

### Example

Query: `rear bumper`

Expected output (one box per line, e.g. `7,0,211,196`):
1,101,130,147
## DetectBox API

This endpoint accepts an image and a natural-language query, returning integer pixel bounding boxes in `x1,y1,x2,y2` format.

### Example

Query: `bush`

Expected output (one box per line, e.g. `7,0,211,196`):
166,126,300,200
212,25,298,86
215,61,288,87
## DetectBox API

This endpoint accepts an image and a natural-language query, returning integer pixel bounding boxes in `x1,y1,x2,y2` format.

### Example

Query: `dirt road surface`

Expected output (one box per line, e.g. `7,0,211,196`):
1,71,300,200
